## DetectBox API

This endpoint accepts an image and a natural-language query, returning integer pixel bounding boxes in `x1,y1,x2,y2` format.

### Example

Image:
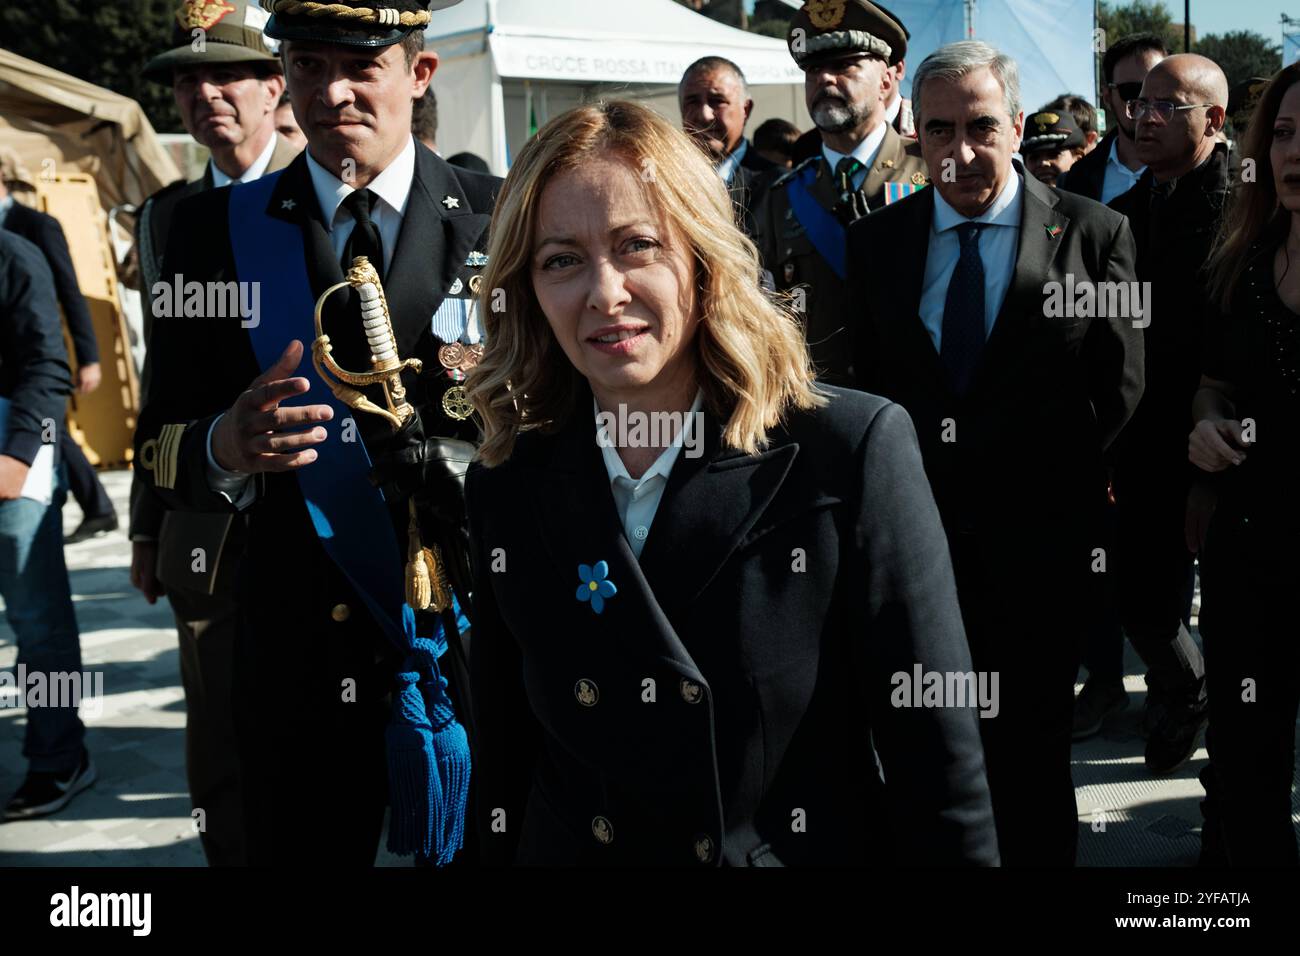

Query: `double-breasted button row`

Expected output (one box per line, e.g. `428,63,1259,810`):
693,834,716,864
573,677,706,706
592,816,613,844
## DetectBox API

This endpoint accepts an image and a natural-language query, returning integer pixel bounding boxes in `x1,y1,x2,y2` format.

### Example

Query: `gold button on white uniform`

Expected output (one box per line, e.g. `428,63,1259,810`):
679,679,703,704
331,603,351,622
592,816,613,844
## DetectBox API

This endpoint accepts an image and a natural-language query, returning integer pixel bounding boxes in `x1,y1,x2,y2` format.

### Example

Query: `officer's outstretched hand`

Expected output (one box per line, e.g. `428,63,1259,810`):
211,339,334,474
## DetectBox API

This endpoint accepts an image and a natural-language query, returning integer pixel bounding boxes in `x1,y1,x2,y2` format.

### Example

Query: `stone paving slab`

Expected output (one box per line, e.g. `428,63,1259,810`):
0,469,1296,867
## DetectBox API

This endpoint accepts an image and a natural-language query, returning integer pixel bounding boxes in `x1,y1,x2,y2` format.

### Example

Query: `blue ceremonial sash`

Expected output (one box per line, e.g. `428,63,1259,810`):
228,172,411,649
227,173,470,863
786,162,848,279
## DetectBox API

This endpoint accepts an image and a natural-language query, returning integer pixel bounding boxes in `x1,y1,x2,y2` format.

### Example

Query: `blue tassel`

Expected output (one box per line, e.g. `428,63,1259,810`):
386,669,442,857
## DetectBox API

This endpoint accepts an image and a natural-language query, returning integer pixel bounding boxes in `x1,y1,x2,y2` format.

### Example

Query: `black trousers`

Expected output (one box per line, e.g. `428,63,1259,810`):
1198,510,1300,866
1111,468,1204,701
167,578,246,866
58,429,114,519
950,531,1081,867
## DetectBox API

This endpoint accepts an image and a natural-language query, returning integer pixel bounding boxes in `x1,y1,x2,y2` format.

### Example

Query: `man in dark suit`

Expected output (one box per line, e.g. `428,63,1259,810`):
0,168,116,543
134,0,497,866
1106,54,1230,776
1057,33,1167,204
678,56,777,238
754,0,928,387
128,0,300,867
850,40,1144,866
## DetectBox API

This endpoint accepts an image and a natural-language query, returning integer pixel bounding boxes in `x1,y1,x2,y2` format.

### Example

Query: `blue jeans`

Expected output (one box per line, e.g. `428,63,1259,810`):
0,463,84,772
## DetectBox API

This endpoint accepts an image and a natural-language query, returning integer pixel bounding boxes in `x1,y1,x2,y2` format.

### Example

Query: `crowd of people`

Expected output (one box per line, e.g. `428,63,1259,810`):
0,0,1296,868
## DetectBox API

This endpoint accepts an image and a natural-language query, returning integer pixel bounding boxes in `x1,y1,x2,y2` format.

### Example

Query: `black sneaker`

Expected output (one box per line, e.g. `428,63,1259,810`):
3,749,97,820
1145,699,1208,775
64,513,118,544
1072,678,1129,740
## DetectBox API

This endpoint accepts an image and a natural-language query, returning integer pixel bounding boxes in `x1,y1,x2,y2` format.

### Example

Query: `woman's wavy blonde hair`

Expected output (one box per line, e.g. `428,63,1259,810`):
466,99,823,467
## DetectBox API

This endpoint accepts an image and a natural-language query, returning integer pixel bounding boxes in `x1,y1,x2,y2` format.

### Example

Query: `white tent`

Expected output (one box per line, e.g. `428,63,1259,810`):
426,0,806,172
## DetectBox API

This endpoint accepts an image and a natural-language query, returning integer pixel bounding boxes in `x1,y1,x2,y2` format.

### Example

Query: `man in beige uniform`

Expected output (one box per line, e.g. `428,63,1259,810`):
129,0,300,866
755,0,928,386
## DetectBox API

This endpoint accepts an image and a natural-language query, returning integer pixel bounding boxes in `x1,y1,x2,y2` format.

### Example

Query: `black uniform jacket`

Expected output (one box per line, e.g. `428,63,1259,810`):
134,143,498,707
467,384,1000,867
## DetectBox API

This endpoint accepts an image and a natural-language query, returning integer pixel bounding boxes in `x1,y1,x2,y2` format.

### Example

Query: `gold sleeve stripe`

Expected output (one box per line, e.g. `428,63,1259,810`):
155,424,186,490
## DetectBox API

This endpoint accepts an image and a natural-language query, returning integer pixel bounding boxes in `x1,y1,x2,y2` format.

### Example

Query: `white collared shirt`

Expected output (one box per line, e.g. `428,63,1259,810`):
919,169,1024,352
209,132,278,188
1101,136,1146,205
305,135,416,276
821,120,888,192
716,138,748,184
597,390,704,560
885,94,902,125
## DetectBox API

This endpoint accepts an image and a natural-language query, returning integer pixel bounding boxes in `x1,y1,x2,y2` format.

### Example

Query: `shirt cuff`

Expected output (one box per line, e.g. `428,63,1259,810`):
205,414,256,510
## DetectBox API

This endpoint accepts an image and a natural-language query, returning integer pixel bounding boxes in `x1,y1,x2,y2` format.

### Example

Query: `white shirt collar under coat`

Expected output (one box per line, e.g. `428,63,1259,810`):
305,134,416,229
209,131,278,188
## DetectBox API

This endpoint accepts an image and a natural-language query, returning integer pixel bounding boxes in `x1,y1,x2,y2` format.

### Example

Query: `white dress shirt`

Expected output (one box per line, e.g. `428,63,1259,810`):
305,134,415,277
716,138,748,185
205,137,420,506
821,120,888,192
209,132,277,188
597,391,703,560
1100,136,1146,205
919,169,1023,352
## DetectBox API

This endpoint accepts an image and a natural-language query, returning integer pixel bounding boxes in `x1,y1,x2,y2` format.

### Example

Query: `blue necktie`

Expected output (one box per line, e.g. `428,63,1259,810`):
940,222,988,395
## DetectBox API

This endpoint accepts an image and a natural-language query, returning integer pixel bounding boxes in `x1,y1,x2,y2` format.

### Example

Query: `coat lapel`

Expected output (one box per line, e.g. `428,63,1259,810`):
890,186,948,388
862,124,904,201
978,170,1068,376
386,145,492,359
634,406,798,628
262,155,371,371
529,394,798,671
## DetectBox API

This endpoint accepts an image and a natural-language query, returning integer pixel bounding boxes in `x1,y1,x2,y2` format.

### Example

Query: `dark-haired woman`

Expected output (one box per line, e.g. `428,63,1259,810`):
1191,62,1300,866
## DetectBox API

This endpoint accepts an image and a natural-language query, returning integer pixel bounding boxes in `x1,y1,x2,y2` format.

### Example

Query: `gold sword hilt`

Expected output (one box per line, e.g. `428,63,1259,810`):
312,256,423,430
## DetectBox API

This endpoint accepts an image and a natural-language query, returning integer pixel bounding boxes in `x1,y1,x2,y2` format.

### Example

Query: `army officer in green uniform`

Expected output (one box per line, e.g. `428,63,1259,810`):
754,0,928,385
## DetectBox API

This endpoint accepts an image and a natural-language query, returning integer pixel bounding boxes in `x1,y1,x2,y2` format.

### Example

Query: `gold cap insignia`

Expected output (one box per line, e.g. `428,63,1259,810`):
176,0,238,31
805,0,847,29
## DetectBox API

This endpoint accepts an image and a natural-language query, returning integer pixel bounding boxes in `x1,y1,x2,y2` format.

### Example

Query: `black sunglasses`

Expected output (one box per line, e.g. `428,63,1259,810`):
1108,81,1144,103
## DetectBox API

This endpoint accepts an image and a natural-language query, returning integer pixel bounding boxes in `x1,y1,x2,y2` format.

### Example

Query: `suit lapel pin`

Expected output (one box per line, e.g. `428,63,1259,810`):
441,195,461,209
576,561,617,614
1046,223,1063,240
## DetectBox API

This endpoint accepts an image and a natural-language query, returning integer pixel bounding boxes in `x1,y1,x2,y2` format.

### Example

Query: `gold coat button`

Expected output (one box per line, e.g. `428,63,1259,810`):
331,603,351,623
679,679,703,704
575,679,599,707
592,816,613,844
694,834,715,864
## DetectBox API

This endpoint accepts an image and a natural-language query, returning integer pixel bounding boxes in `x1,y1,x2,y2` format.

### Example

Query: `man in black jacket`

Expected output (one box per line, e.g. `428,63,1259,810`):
1104,54,1229,776
0,170,116,543
0,231,91,820
851,41,1144,866
134,0,497,866
1058,33,1166,204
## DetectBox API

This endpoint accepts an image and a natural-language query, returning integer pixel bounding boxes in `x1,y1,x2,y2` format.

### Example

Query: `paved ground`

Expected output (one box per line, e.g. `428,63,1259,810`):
0,469,1295,866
